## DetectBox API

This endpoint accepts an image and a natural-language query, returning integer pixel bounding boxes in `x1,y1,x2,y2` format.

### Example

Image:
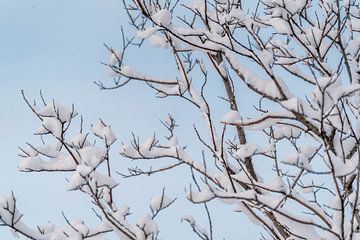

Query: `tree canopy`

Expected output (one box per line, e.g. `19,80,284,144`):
2,0,360,239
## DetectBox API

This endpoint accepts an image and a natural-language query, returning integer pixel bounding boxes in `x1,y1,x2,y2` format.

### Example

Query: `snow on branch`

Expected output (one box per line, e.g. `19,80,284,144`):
6,0,360,239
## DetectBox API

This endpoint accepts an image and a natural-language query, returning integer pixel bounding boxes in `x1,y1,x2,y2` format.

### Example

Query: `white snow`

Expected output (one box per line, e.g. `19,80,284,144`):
235,144,258,159
108,50,122,66
37,101,74,123
352,18,360,31
91,121,117,145
152,9,172,27
187,186,214,203
92,172,118,189
259,50,274,66
324,151,358,177
79,146,104,168
135,214,158,240
148,34,168,48
222,110,241,123
68,171,86,191
273,125,301,139
67,133,91,148
150,193,174,212
42,117,62,138
268,18,292,34
281,97,299,112
137,27,160,39
18,154,77,172
225,50,287,99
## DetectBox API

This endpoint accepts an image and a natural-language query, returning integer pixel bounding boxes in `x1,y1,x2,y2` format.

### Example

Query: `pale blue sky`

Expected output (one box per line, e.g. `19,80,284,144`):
0,1,261,239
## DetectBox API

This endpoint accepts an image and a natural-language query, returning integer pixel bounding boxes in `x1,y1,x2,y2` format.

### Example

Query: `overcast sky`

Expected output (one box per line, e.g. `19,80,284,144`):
0,1,260,239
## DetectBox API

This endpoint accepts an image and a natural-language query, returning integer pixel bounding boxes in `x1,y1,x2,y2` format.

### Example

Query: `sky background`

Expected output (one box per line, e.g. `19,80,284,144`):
0,1,262,239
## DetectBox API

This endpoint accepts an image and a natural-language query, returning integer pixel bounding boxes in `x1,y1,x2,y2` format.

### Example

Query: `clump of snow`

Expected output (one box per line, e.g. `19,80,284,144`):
135,214,159,240
155,84,180,97
330,196,343,236
152,9,172,27
120,143,141,158
226,8,246,22
187,186,214,203
108,50,122,66
42,117,62,138
261,176,288,193
235,144,258,159
348,191,358,206
150,193,174,212
225,50,289,100
148,35,168,48
283,154,309,170
67,133,91,148
222,110,240,124
348,39,360,56
36,223,56,234
91,121,117,145
274,209,321,240
332,84,360,102
324,151,358,177
259,50,274,66
268,18,292,34
282,145,319,170
273,125,301,139
79,146,104,167
68,171,87,191
281,97,299,112
120,65,143,78
117,205,131,218
92,172,118,189
18,154,77,172
37,101,74,123
76,164,93,176
0,195,16,224
71,220,89,236
141,136,156,152
137,26,160,39
352,18,360,31
68,164,118,191
35,125,50,135
31,142,61,158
